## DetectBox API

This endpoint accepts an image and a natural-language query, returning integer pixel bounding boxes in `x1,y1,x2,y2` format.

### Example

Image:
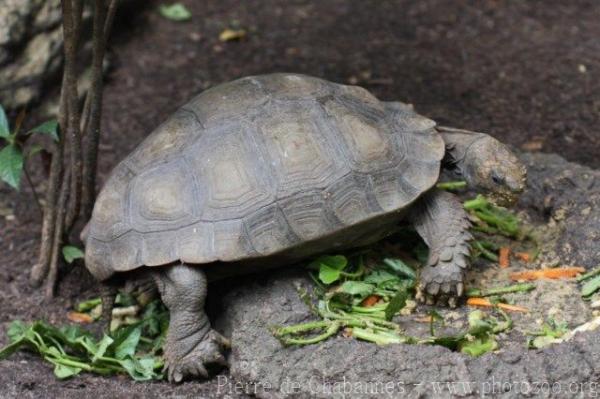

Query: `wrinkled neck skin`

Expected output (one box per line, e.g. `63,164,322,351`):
437,126,487,181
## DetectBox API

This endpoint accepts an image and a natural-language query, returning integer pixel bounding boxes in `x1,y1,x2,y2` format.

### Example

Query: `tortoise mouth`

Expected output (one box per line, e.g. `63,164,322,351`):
487,191,520,207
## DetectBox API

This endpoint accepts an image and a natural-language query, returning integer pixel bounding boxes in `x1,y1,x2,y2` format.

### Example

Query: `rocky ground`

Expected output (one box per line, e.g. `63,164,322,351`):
1,0,600,398
216,152,600,399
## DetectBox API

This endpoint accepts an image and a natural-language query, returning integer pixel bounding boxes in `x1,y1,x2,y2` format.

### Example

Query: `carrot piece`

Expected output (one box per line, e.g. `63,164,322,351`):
361,295,381,307
510,267,585,281
67,311,93,324
514,252,531,263
497,303,529,313
466,297,528,313
499,247,511,268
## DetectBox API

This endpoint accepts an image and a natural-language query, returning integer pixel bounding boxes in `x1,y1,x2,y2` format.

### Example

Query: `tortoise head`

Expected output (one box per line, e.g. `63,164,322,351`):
460,135,527,206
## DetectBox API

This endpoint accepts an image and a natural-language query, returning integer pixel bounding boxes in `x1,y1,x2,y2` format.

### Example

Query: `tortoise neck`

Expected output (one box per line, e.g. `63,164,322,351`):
436,126,487,171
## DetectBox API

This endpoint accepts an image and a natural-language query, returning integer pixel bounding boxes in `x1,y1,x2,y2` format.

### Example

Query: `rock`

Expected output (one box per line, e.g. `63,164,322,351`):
214,152,600,398
0,0,64,110
519,152,600,268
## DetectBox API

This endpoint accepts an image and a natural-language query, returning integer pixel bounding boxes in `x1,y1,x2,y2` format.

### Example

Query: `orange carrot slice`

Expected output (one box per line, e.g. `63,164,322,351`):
67,311,93,324
467,297,528,313
361,295,381,307
510,267,585,281
499,247,511,268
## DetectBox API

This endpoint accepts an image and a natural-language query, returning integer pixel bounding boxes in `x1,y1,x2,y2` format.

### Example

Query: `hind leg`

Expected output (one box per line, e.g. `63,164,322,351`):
152,264,229,382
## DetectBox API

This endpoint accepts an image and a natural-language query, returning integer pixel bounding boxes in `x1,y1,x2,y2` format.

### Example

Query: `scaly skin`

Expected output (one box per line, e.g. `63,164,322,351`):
152,264,229,382
409,190,473,306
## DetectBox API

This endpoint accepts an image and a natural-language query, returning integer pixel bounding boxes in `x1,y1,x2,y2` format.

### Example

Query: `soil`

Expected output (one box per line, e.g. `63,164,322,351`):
1,0,599,398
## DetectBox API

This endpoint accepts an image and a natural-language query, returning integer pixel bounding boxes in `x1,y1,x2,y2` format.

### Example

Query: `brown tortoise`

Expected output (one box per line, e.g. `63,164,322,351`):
83,73,526,382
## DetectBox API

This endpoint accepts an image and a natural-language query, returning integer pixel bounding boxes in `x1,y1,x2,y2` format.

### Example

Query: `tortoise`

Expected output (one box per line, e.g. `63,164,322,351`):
83,73,526,382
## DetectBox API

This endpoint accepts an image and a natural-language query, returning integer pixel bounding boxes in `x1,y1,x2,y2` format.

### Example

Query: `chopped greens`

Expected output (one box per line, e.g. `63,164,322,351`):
526,319,569,349
272,253,511,357
0,300,168,380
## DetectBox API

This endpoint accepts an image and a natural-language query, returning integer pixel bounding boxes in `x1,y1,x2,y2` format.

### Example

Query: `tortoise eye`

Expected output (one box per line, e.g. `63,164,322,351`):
491,172,504,185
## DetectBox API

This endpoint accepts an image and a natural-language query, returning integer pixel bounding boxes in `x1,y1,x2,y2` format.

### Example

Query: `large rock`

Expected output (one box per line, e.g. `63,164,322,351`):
0,0,64,110
215,152,600,398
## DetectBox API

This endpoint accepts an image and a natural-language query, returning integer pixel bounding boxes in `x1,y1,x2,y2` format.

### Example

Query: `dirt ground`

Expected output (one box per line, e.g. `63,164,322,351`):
1,0,599,398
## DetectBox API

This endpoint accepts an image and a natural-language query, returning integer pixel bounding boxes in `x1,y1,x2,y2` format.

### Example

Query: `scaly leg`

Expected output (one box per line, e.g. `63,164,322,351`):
409,190,472,307
152,264,229,382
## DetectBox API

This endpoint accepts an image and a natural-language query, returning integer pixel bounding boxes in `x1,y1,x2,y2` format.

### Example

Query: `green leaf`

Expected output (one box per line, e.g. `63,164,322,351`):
62,245,84,264
114,326,142,359
119,356,159,381
364,270,399,285
0,337,27,359
7,320,28,342
54,363,82,379
318,264,342,284
158,3,192,21
27,120,59,142
460,337,497,357
338,281,374,297
0,144,23,189
383,258,416,279
76,298,102,312
385,290,408,321
0,104,9,138
310,255,347,270
92,335,114,362
581,275,600,297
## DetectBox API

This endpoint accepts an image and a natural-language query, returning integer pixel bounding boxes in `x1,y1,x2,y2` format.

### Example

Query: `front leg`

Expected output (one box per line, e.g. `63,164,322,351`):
409,190,472,307
152,264,230,382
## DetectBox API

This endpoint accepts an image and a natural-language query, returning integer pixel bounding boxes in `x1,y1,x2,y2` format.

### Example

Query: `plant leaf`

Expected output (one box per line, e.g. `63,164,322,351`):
27,120,59,142
92,335,114,362
54,363,82,379
318,264,342,284
0,144,23,189
62,245,85,264
118,356,158,381
581,275,600,297
114,326,142,359
338,281,374,297
158,3,191,21
385,290,408,321
364,270,399,285
0,104,9,138
316,255,347,270
383,258,416,279
460,337,497,356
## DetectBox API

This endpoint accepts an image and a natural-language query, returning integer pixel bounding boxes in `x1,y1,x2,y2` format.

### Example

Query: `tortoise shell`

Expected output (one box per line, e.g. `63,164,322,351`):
85,73,444,280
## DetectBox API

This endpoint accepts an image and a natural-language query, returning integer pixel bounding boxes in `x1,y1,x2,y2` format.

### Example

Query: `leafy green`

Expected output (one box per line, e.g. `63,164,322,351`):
0,144,24,188
581,275,600,297
62,245,85,263
0,300,169,381
338,281,374,297
464,195,522,238
383,258,416,279
526,318,569,349
384,290,408,321
158,3,192,21
310,255,348,284
27,120,59,142
426,310,510,357
436,180,467,191
0,104,9,138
